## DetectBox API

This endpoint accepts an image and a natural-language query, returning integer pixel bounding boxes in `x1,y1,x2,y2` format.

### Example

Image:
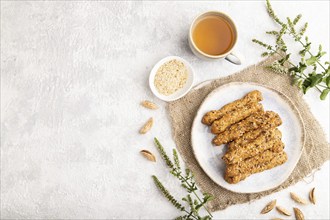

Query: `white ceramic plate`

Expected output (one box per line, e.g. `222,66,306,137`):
149,56,194,102
191,82,305,193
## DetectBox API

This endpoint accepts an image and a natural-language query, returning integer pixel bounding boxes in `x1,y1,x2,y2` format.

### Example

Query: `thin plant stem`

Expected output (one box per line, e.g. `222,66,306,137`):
175,170,213,217
154,138,213,219
286,30,327,72
299,40,327,71
183,210,198,220
270,49,323,92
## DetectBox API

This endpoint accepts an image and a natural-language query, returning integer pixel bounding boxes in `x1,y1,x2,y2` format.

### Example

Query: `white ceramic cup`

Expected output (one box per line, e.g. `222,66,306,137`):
189,11,242,65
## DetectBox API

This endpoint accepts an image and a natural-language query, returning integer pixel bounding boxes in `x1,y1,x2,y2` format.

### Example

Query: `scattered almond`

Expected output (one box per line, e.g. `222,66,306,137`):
290,192,308,205
141,100,158,110
276,206,291,216
140,150,156,162
293,207,304,220
139,117,153,134
260,199,276,214
271,218,283,220
309,187,316,204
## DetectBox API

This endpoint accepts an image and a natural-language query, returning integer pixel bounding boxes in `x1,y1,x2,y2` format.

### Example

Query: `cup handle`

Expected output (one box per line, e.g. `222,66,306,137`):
225,52,242,65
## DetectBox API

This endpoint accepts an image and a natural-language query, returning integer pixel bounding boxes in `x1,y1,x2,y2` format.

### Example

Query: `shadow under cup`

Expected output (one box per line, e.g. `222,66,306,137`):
189,11,238,61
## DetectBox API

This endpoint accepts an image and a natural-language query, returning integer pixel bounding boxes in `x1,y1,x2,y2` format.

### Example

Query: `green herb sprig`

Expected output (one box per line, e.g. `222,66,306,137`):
152,138,213,220
253,0,330,100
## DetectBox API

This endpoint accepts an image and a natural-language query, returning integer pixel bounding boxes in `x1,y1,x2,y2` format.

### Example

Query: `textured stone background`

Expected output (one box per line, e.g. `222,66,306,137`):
1,1,329,219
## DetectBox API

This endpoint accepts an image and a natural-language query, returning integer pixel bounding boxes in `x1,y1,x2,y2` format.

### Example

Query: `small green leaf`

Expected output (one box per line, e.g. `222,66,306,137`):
286,53,290,60
308,72,316,77
306,56,318,66
299,22,308,36
302,86,310,94
298,62,307,72
289,66,299,73
309,74,323,87
261,52,269,57
293,14,302,25
181,183,188,190
278,58,284,65
299,49,306,56
194,199,198,205
293,78,301,86
326,76,330,87
304,42,311,52
320,89,330,100
303,79,311,87
172,149,181,170
302,80,312,94
266,30,278,35
280,45,287,52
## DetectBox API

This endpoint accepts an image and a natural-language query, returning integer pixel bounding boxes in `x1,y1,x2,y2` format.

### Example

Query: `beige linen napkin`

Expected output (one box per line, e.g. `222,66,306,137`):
167,55,330,211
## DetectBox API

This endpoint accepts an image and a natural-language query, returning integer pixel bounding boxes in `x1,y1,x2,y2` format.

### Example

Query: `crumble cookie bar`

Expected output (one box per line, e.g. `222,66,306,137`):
224,150,288,183
210,103,263,134
228,128,282,151
213,111,282,146
202,90,263,125
222,130,283,164
223,135,284,165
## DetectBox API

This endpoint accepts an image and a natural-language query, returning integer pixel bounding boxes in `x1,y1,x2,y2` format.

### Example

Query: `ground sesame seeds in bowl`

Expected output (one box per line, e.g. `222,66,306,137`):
149,56,194,102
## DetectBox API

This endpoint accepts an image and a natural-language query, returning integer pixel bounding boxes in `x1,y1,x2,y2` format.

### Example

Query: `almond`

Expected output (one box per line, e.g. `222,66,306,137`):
140,150,156,162
139,117,153,134
141,100,158,110
309,187,316,204
293,207,304,220
276,206,291,216
260,199,276,214
290,192,308,205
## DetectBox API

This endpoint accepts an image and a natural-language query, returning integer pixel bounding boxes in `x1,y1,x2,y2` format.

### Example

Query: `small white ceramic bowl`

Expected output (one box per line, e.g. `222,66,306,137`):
149,56,194,102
